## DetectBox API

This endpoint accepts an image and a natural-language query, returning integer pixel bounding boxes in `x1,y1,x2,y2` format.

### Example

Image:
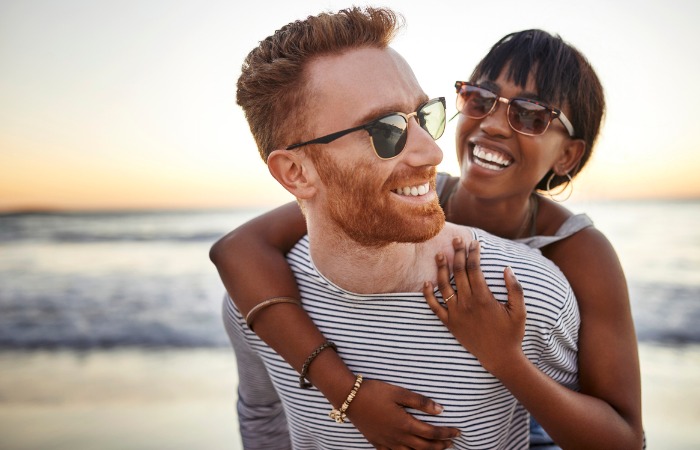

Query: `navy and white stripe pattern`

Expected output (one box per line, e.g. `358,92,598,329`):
224,228,579,449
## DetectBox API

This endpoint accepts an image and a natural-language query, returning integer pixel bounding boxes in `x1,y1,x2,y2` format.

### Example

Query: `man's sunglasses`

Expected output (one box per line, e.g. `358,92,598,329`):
455,81,575,137
286,97,446,160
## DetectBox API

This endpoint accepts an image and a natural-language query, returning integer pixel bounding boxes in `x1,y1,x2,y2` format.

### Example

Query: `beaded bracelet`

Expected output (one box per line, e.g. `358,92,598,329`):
245,296,302,331
329,374,363,424
299,341,337,388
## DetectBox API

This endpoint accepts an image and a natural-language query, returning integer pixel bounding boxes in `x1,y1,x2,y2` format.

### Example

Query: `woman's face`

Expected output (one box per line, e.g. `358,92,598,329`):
454,69,573,200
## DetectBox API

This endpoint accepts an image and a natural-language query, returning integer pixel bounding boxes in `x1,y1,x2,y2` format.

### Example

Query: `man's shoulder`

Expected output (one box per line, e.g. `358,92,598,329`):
438,223,542,258
436,222,476,244
475,227,540,254
474,227,573,298
287,234,311,260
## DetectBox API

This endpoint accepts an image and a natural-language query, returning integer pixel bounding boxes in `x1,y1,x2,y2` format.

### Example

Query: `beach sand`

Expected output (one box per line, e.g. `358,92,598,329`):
1,344,699,449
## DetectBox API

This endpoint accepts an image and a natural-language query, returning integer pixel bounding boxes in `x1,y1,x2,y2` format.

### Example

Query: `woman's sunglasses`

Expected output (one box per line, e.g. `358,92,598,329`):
455,81,575,137
286,97,446,160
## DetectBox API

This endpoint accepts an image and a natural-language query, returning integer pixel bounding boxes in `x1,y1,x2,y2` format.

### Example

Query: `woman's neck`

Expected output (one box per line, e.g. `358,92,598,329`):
445,183,538,240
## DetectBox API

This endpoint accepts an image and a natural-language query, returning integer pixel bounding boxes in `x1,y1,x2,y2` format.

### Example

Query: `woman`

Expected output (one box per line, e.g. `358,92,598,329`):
211,30,644,449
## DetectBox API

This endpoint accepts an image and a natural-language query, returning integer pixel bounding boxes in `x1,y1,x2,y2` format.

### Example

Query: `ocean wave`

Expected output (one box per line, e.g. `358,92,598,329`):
0,210,253,243
46,231,223,243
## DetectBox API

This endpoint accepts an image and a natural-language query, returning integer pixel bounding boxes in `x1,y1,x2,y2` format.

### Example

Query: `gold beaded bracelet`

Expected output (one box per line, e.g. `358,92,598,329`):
329,374,363,424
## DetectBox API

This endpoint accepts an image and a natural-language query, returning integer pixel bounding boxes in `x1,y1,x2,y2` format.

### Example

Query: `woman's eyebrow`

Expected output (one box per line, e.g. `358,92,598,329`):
479,80,499,92
479,80,543,101
516,90,542,100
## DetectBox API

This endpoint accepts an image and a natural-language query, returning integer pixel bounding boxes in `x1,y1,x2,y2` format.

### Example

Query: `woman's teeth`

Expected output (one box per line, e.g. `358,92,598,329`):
392,182,430,196
473,145,512,170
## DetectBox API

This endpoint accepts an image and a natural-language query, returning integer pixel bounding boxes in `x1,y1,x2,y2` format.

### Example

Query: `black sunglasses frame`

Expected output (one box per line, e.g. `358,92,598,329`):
454,81,575,137
286,97,446,159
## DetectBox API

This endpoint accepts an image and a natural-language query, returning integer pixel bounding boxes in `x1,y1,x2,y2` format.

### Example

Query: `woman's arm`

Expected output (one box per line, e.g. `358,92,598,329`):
424,236,644,450
210,201,460,449
542,227,644,448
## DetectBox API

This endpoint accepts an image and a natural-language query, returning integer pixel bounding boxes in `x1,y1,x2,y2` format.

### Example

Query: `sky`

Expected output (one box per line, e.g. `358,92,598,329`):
1,0,699,212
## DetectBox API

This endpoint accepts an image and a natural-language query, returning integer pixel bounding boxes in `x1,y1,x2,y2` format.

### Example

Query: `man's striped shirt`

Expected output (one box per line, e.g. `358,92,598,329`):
224,228,579,449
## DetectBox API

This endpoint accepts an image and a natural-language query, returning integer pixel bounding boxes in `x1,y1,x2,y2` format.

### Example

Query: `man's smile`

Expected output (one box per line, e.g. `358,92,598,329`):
392,182,430,197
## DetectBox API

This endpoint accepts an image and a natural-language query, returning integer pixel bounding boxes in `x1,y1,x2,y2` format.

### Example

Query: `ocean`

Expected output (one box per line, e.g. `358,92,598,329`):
0,200,699,350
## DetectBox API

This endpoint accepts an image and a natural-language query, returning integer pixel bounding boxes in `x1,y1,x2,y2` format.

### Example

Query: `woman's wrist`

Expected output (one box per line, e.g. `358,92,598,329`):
329,374,363,423
305,348,359,407
482,348,529,380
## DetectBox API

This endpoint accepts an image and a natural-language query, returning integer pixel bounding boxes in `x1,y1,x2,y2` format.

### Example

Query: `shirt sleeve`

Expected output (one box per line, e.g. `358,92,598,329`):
535,288,580,391
222,294,292,450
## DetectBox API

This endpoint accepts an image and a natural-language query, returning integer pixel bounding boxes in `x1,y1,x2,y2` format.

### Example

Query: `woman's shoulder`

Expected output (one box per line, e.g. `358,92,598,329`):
540,205,621,275
519,196,594,249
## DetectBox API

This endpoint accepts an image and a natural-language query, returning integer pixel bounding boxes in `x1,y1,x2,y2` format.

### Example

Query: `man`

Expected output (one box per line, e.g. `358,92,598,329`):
224,7,578,449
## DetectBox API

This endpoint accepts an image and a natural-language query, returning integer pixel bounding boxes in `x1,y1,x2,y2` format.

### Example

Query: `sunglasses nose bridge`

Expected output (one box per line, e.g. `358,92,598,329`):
492,95,510,116
475,95,515,138
496,96,510,105
478,94,508,120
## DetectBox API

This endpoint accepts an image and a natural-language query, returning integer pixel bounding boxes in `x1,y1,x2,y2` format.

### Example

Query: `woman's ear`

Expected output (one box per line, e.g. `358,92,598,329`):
267,149,318,200
554,139,585,175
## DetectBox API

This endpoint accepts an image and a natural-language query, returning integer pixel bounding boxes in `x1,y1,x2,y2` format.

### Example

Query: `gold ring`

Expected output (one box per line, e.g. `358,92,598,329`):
444,293,456,303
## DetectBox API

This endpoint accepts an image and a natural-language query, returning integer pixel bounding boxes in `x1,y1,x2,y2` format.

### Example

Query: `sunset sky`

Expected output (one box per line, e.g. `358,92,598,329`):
2,0,699,212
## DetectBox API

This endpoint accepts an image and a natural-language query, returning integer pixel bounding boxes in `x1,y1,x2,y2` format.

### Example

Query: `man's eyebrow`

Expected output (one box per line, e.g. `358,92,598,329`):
355,97,430,124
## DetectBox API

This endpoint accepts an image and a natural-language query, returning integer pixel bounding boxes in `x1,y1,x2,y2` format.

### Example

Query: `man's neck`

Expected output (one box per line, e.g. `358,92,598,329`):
307,222,467,294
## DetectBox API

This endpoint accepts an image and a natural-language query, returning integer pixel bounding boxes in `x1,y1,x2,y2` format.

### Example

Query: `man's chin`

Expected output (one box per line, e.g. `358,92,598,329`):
345,208,445,248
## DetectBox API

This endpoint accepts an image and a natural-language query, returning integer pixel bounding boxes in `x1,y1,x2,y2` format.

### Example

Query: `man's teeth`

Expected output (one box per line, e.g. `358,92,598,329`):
393,182,430,196
473,145,512,170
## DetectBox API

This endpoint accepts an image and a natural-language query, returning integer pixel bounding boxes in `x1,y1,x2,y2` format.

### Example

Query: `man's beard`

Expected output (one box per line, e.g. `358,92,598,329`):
312,151,445,248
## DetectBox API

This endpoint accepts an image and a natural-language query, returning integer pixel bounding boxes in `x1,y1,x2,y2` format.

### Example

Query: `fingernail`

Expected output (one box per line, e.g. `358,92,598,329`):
469,239,478,250
435,403,444,413
436,253,445,262
423,281,431,289
453,236,462,245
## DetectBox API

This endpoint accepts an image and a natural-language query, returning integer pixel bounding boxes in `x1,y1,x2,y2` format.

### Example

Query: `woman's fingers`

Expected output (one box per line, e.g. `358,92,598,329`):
451,237,470,296
423,281,448,323
504,266,526,322
434,252,454,297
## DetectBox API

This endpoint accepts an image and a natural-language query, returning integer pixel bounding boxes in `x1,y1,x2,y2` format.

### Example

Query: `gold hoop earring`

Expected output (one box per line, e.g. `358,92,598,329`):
546,172,574,202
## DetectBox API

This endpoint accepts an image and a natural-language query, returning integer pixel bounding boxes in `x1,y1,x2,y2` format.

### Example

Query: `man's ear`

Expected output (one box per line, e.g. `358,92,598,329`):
554,138,585,175
267,149,318,200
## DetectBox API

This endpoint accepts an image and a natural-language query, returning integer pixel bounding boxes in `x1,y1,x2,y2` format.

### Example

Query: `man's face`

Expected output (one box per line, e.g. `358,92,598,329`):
303,47,445,247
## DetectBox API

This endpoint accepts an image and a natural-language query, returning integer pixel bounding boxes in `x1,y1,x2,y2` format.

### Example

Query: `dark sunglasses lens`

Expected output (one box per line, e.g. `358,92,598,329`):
509,100,553,135
368,114,408,159
418,99,446,140
458,85,496,118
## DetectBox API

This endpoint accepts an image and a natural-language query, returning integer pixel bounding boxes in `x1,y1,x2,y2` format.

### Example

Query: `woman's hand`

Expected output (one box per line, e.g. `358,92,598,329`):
423,237,527,376
347,379,460,450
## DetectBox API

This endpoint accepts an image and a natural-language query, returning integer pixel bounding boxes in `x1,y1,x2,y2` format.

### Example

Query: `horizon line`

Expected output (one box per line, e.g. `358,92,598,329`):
2,195,700,216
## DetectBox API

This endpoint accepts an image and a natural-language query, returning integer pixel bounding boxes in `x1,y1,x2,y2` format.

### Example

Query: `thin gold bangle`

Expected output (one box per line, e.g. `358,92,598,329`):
329,374,363,424
244,296,302,330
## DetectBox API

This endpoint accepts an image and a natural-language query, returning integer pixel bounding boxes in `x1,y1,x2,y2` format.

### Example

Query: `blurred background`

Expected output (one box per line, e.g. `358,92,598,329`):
1,0,699,449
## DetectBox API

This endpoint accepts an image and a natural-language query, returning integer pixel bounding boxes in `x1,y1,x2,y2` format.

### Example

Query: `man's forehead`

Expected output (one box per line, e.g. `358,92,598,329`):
306,47,427,124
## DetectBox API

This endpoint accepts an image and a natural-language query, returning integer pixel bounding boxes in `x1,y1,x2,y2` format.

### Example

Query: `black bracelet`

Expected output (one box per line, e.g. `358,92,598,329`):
299,341,337,389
